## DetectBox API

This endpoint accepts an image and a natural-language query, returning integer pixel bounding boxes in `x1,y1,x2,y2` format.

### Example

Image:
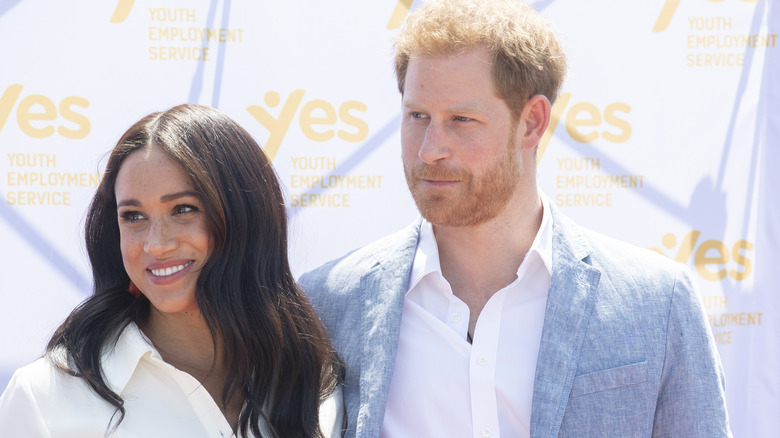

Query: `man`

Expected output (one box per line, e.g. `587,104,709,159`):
300,0,731,437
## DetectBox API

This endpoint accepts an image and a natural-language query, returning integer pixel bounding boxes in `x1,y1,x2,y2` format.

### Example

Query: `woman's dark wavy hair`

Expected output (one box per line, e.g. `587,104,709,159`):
46,104,339,437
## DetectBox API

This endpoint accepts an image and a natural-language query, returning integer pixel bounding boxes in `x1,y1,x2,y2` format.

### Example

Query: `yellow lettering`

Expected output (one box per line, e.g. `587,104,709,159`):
694,239,729,281
246,90,306,162
729,240,753,280
0,84,23,133
16,95,57,138
653,0,681,32
57,96,91,139
110,0,135,24
565,102,601,143
290,193,351,208
387,0,413,30
554,192,613,207
299,99,337,142
713,331,731,345
673,231,701,264
6,191,71,206
602,103,631,143
338,101,369,142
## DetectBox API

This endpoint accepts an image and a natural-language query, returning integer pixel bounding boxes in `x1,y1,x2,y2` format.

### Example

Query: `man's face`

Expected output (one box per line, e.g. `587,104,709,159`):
401,45,523,227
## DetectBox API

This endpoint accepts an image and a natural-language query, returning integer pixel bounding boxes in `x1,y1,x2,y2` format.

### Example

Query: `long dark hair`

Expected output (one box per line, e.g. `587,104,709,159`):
47,104,339,437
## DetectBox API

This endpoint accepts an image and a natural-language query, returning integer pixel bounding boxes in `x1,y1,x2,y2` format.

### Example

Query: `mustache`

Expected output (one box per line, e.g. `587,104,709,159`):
407,162,471,182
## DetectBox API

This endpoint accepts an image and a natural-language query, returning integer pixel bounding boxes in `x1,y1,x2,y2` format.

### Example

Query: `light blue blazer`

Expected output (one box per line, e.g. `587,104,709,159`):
300,207,731,437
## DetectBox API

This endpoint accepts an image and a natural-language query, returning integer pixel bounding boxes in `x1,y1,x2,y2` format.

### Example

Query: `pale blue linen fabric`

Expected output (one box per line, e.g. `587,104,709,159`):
299,206,731,438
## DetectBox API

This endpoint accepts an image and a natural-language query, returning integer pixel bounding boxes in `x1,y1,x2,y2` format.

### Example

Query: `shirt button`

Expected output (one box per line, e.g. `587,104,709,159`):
450,313,462,323
482,427,492,437
478,357,487,366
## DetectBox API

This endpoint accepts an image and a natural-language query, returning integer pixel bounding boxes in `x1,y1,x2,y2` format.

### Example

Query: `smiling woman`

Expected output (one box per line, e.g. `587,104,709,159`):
0,104,343,438
115,146,211,317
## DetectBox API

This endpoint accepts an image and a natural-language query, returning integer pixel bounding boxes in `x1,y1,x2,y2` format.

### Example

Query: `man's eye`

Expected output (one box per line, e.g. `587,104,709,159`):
454,116,471,122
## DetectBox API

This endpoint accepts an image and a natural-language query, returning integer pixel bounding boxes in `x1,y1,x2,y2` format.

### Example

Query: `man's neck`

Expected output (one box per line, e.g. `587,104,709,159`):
432,191,544,335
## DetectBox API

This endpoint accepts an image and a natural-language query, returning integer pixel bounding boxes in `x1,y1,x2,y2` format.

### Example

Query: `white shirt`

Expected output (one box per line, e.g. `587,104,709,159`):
382,196,552,438
0,322,343,437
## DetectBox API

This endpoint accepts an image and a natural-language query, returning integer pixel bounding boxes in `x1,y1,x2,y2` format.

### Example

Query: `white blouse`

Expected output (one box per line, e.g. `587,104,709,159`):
0,323,344,437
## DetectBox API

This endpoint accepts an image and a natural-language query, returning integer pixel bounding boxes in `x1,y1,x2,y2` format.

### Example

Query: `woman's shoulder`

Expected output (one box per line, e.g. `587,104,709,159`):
2,322,147,407
3,354,85,403
0,356,83,433
0,354,124,437
6,356,61,389
319,385,345,438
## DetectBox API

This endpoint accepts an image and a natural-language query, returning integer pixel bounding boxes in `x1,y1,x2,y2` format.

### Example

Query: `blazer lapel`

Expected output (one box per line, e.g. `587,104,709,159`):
530,209,602,438
355,219,421,438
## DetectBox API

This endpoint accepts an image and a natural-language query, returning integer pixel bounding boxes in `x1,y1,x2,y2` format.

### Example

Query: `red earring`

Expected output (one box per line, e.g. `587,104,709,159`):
128,281,142,298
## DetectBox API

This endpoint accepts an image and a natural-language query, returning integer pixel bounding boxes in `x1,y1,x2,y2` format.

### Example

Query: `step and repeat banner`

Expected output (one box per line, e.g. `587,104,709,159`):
1,0,777,435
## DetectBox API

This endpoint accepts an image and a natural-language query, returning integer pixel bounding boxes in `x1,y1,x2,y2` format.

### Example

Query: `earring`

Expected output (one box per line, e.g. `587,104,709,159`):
128,281,142,298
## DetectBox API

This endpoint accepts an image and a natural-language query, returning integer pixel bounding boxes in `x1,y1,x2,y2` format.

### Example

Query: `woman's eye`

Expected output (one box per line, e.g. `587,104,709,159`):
119,211,145,223
173,204,198,215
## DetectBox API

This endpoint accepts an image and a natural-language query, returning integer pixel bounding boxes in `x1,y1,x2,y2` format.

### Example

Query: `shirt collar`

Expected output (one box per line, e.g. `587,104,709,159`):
407,219,443,293
532,193,553,276
407,192,553,293
101,322,164,394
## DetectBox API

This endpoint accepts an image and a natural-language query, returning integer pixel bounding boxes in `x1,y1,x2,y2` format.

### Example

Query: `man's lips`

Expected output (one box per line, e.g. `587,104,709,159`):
423,178,457,184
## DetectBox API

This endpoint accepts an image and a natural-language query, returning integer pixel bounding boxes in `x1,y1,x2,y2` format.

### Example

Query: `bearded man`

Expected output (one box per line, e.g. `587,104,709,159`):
300,1,731,437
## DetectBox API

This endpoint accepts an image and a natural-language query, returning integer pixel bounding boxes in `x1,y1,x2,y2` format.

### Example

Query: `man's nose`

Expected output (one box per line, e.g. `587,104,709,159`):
418,122,451,164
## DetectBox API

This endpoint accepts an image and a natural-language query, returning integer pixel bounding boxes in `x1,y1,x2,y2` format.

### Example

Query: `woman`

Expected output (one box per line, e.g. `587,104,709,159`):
0,104,343,437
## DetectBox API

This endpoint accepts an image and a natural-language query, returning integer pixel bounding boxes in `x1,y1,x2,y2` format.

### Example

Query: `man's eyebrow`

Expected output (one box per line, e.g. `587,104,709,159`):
402,99,488,115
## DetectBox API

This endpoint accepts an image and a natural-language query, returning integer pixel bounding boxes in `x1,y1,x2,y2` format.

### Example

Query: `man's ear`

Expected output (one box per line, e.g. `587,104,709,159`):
519,95,551,150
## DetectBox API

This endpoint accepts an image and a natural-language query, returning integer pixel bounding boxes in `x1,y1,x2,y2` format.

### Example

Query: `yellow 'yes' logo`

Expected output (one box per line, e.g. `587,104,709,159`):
246,91,369,162
650,231,753,281
0,84,91,140
537,92,632,163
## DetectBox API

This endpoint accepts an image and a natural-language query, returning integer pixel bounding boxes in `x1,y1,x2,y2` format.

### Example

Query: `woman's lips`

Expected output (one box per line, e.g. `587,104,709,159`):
145,260,194,285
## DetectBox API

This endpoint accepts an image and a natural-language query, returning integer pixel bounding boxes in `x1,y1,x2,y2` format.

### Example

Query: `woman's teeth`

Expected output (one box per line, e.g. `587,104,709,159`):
150,261,192,277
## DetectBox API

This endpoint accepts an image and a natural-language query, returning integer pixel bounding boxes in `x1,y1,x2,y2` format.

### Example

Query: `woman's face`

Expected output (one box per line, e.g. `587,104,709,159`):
114,145,211,317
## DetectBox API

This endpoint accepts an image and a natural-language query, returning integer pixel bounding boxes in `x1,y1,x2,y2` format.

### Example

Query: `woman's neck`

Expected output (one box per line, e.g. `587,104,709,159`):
140,308,243,432
141,308,217,372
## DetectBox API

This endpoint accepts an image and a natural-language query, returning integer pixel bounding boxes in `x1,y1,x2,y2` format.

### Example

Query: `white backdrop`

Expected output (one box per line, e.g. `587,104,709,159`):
0,0,777,436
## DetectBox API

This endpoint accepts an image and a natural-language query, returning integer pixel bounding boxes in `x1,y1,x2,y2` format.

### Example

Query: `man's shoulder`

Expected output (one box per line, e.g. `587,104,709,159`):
587,227,685,278
552,209,690,287
299,219,421,296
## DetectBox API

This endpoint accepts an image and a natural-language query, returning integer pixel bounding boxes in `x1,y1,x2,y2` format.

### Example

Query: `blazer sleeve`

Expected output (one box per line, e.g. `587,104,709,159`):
652,266,732,437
